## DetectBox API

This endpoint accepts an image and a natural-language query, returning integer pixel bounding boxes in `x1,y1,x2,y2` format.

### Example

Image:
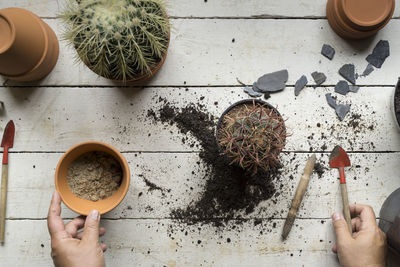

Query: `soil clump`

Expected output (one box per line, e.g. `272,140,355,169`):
148,102,281,226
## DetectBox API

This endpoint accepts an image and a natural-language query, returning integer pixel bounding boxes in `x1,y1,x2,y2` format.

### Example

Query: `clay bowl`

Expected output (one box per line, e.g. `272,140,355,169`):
216,99,286,167
326,0,395,39
391,78,400,131
55,141,130,215
0,8,59,81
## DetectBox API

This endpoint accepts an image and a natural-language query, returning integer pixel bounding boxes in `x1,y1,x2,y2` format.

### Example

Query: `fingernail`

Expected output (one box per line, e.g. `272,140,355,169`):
90,210,99,221
332,213,343,222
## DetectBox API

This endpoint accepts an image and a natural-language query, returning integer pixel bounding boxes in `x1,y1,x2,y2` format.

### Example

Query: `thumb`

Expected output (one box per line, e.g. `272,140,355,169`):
82,210,100,244
332,213,352,245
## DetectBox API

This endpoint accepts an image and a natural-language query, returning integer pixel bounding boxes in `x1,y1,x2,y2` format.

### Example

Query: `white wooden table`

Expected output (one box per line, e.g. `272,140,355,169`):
1,0,400,266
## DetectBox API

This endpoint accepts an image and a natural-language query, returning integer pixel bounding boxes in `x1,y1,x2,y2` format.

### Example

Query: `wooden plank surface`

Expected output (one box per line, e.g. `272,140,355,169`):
4,152,400,219
2,0,400,18
1,19,400,87
0,86,398,152
0,219,340,266
1,0,399,266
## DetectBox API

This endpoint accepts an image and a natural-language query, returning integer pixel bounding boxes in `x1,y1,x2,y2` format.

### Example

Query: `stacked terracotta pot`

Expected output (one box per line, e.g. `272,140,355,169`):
327,0,395,39
0,8,59,82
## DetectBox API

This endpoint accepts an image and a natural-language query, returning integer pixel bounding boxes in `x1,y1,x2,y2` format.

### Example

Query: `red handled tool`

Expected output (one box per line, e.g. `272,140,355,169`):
0,120,15,243
329,145,352,234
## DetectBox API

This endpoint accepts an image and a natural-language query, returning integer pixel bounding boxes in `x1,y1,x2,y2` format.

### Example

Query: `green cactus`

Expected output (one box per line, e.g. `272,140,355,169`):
218,101,287,174
61,0,170,81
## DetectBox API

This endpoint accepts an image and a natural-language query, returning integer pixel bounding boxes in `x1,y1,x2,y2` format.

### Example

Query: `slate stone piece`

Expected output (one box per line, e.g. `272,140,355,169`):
311,71,327,86
253,69,288,93
366,40,390,68
349,85,360,93
321,44,335,60
339,64,356,84
361,63,374,77
325,93,337,109
335,80,350,95
335,104,351,121
244,86,262,97
294,75,308,96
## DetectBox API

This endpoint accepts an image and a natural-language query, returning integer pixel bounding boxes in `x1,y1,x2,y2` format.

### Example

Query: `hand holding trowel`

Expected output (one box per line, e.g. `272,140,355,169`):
329,145,352,234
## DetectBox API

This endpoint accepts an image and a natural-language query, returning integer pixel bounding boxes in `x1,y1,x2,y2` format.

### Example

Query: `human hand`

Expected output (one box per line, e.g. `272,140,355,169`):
332,204,387,267
47,191,107,267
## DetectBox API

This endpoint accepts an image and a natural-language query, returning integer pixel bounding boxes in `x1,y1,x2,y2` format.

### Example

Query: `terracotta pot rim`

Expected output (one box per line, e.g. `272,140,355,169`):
339,0,394,29
327,0,379,39
55,141,130,215
0,13,16,54
1,12,50,78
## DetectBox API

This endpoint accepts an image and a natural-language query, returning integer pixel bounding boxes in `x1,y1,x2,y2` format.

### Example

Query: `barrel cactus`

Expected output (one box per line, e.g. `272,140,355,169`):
218,101,287,174
61,0,170,81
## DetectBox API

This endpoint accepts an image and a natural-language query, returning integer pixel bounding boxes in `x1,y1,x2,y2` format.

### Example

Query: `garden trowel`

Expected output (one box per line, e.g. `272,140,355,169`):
329,145,352,234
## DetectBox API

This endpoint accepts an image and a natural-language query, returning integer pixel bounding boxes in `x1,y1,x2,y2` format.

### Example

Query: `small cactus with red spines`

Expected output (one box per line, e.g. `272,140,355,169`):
218,101,287,174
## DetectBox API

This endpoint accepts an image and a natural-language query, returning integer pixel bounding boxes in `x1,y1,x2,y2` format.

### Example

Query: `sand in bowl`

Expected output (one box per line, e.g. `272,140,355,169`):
67,151,122,201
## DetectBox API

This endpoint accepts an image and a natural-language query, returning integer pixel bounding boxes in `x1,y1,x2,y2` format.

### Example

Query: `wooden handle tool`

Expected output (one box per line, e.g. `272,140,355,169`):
0,120,15,243
282,154,317,240
0,164,8,243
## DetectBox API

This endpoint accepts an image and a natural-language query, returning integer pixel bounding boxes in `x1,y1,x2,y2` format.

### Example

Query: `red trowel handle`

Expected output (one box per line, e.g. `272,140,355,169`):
339,167,352,233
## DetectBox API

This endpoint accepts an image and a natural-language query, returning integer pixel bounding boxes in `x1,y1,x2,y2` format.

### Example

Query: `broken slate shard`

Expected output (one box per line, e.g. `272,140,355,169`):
321,44,335,60
339,64,356,84
325,93,337,109
294,75,308,96
244,86,262,97
335,104,350,121
349,85,360,93
335,80,350,95
366,40,390,68
361,64,374,77
311,71,327,86
253,69,288,93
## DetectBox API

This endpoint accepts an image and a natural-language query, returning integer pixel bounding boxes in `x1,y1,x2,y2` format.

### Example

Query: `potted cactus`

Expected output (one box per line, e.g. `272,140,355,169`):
61,0,170,82
217,99,287,174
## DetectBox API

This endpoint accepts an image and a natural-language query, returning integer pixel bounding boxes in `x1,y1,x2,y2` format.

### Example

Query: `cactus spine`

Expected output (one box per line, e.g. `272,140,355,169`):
218,101,287,174
61,0,170,81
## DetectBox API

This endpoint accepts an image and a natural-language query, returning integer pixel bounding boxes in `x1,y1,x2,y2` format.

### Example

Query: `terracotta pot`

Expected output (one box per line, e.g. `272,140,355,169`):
0,8,59,81
55,141,130,215
326,0,395,39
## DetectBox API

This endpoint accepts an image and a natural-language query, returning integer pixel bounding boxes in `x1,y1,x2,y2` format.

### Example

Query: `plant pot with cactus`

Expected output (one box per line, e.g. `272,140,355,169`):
61,0,170,82
217,99,287,174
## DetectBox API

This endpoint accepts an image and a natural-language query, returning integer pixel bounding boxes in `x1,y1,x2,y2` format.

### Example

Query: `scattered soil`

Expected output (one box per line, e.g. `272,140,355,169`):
314,162,326,179
148,102,282,227
67,151,122,201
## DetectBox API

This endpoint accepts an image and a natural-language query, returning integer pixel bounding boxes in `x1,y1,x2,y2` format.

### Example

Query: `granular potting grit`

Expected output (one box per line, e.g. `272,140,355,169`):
67,151,122,201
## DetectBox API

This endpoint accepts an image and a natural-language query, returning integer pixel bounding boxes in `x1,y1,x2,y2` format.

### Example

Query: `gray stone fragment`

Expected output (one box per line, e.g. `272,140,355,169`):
366,40,390,68
339,64,356,84
244,86,262,97
335,80,350,95
335,104,351,121
325,93,337,109
349,85,360,93
321,44,335,60
361,63,374,77
294,75,308,96
253,69,288,93
311,71,326,86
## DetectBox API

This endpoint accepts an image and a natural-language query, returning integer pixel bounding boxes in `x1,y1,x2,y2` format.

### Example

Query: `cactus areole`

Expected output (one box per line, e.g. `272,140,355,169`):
61,0,170,81
217,99,287,174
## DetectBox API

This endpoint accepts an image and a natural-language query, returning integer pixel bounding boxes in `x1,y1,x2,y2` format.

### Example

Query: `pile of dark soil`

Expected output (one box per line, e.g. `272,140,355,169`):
148,102,281,226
